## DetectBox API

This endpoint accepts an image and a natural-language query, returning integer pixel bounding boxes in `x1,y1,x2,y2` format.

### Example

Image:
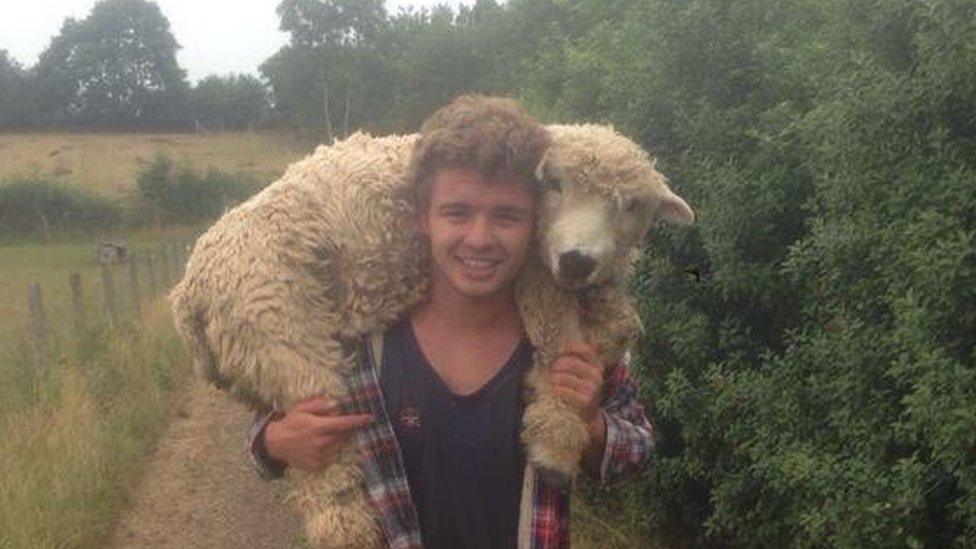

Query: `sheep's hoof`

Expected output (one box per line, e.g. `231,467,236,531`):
526,437,585,480
305,502,381,548
522,400,589,481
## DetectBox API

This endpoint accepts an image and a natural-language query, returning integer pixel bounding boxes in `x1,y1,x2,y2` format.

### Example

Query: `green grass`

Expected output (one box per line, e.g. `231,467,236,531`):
0,229,195,547
573,489,658,548
0,226,199,360
0,300,190,548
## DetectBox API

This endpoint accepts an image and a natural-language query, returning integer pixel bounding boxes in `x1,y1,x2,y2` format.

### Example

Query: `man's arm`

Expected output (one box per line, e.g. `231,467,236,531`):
586,352,655,485
248,408,287,480
247,397,374,480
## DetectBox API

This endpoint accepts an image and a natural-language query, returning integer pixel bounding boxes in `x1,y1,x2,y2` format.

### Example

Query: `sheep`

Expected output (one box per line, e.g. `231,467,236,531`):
517,124,694,479
169,125,693,548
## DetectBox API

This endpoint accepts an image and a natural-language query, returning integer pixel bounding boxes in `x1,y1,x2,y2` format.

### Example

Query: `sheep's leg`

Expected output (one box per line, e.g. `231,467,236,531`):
516,259,592,483
288,446,381,548
521,356,591,483
582,285,642,369
274,349,381,549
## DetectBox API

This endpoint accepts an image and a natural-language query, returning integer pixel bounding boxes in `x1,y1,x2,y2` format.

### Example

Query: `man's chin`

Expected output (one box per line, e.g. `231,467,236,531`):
450,277,512,302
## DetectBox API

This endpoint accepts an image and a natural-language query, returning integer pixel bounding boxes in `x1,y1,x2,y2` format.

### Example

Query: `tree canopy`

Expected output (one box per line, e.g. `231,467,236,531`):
31,0,189,128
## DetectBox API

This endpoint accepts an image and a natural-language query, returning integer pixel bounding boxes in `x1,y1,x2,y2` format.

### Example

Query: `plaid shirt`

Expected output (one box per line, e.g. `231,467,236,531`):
249,334,654,548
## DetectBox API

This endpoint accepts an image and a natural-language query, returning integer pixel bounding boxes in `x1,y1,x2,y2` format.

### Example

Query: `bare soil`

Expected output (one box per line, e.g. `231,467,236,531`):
107,380,303,548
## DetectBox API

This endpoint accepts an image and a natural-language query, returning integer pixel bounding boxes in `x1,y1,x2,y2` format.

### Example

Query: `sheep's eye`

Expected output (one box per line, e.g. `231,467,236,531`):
545,177,562,193
625,199,642,212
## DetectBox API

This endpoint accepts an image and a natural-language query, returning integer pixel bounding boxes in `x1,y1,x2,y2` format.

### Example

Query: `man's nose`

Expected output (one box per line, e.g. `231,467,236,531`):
465,215,494,247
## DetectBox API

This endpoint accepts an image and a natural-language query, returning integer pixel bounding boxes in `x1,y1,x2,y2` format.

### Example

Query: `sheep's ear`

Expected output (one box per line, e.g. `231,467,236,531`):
533,150,550,183
656,186,695,225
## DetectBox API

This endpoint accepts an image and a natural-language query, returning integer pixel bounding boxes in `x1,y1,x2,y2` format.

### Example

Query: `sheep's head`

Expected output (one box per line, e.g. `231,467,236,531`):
536,124,695,289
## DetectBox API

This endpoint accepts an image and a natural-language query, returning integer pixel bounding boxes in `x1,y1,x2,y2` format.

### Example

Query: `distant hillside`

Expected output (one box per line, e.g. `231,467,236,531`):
0,131,318,196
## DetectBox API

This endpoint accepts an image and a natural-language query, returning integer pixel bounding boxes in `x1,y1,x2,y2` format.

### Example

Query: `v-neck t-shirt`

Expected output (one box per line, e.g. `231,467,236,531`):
379,318,533,549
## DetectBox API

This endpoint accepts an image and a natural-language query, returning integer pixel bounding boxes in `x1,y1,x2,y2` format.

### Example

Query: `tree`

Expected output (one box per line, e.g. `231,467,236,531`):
32,0,189,128
263,0,387,139
191,74,270,130
0,50,34,127
276,0,385,49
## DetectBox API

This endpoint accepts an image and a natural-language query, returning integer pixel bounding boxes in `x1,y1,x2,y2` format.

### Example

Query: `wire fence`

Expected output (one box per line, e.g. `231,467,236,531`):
22,240,190,371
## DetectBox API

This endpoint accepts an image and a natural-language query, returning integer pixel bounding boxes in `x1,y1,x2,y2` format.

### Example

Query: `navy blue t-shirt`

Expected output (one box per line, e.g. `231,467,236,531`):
379,318,533,549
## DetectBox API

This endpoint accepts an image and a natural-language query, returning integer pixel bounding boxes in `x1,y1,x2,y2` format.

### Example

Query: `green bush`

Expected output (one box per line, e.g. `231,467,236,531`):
0,178,123,236
135,153,262,225
518,0,976,546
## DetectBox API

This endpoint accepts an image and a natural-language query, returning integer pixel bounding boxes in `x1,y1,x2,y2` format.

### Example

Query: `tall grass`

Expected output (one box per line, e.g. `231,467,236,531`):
0,300,190,548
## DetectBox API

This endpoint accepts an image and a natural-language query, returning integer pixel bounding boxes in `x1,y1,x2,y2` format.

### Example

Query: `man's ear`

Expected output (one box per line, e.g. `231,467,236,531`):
655,186,695,226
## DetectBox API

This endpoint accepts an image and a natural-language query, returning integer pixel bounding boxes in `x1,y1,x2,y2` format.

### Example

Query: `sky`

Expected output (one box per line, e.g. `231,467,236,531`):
1,0,474,83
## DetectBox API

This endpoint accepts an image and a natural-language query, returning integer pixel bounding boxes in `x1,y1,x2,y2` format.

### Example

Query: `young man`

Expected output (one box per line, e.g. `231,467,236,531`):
249,95,653,548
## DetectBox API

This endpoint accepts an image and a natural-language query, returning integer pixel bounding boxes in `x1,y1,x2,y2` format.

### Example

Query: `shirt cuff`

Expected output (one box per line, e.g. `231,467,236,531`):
597,408,616,483
248,409,287,480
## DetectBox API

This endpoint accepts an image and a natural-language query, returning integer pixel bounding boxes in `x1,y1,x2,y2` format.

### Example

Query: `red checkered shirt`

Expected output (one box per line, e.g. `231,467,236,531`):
249,334,654,548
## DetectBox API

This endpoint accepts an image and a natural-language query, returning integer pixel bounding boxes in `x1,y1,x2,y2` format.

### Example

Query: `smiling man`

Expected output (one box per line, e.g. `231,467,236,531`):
249,95,654,548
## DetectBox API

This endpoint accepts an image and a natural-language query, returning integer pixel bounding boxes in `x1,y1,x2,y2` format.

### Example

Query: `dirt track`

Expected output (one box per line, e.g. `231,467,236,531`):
108,380,302,548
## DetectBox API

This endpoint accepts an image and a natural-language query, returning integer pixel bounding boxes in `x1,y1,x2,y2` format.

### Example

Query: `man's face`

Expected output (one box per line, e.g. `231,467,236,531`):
420,168,535,305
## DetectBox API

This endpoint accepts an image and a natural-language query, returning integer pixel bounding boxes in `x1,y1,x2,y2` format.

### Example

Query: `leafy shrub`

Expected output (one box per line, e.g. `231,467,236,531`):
135,153,262,225
0,178,122,235
520,0,976,546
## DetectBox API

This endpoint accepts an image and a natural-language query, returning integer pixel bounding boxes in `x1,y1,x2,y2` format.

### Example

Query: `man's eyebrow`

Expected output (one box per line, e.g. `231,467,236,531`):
437,202,470,210
492,205,531,217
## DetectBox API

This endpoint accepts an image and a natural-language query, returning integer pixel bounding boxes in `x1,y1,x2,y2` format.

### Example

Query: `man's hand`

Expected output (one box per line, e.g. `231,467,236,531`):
264,397,374,472
551,340,607,447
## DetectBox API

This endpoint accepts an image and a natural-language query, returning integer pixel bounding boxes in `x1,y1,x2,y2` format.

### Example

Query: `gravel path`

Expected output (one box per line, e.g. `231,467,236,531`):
108,380,302,548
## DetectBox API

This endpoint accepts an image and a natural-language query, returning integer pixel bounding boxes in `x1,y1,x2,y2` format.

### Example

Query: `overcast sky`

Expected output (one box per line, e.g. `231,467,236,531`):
1,0,474,83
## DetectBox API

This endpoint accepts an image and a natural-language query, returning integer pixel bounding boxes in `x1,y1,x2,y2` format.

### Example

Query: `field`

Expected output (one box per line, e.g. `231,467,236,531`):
0,130,317,358
0,227,200,357
0,131,309,546
0,130,317,196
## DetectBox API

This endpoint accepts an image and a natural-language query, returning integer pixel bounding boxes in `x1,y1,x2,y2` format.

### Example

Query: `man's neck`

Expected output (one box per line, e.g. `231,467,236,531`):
408,283,524,395
409,287,522,340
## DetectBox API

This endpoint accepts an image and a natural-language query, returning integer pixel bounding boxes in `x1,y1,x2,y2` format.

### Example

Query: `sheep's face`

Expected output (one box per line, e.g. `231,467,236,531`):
536,125,695,289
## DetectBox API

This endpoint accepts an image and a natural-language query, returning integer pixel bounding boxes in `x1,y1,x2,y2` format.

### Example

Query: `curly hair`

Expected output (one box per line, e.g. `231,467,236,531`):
408,94,550,210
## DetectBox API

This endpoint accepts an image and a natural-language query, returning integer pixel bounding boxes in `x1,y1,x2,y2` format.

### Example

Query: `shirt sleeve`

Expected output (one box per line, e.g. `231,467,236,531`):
247,407,287,480
592,351,655,485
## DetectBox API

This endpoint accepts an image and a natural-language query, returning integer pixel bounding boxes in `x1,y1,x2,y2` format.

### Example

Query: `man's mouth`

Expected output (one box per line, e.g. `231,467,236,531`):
456,256,501,275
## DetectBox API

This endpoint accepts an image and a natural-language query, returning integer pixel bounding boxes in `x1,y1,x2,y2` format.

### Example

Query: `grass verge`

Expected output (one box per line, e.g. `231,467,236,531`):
0,299,190,548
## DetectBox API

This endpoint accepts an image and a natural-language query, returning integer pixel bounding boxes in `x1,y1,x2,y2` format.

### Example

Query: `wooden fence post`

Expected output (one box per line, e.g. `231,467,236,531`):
101,263,118,327
27,282,47,370
146,254,158,297
69,272,84,331
128,253,141,316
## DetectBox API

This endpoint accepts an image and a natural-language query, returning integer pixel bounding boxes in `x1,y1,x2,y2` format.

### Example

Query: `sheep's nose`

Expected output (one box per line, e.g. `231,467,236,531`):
558,251,596,282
